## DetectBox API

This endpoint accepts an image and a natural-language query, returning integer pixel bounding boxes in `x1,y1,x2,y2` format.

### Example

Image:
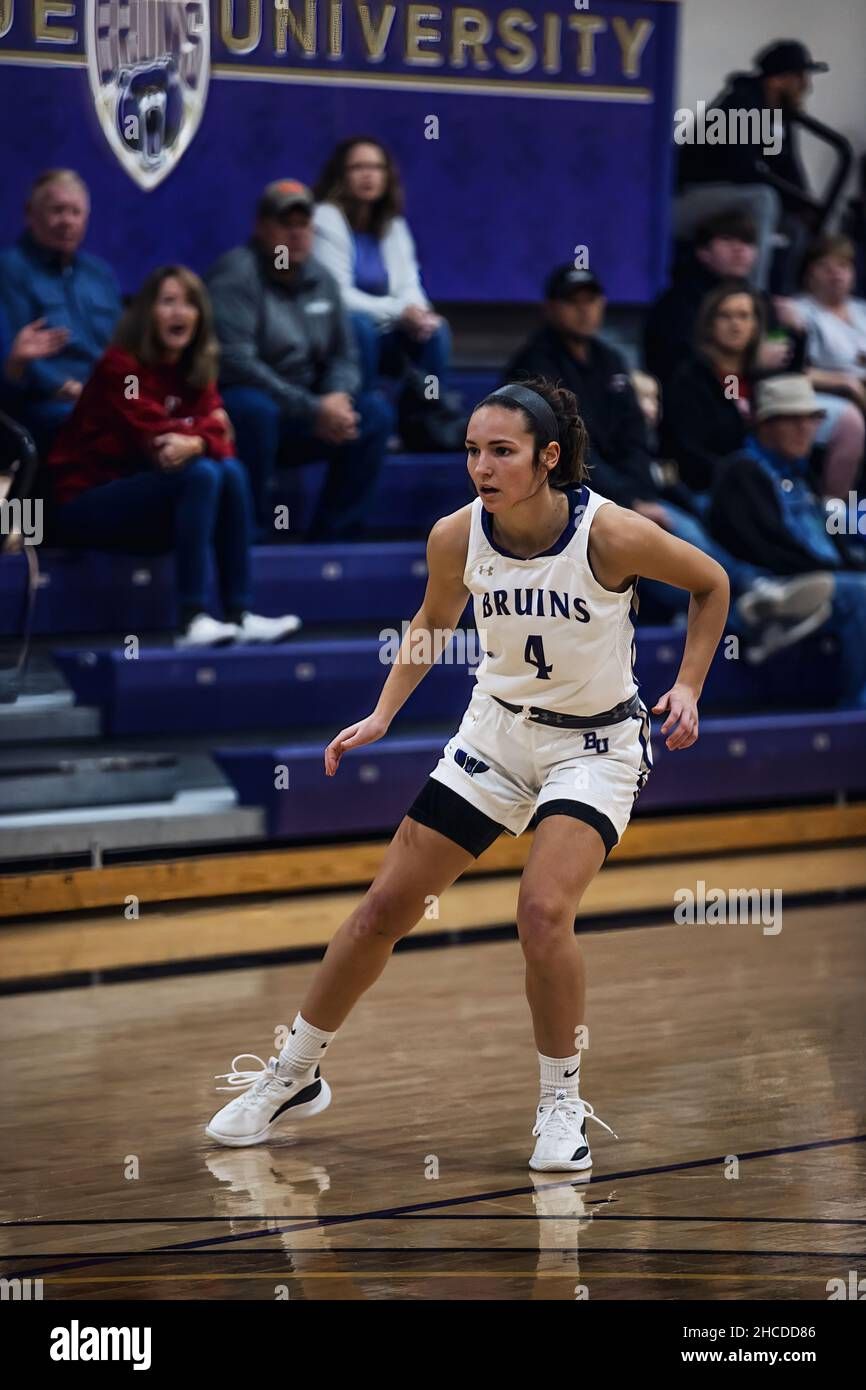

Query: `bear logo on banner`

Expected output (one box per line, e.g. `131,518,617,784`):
86,0,210,189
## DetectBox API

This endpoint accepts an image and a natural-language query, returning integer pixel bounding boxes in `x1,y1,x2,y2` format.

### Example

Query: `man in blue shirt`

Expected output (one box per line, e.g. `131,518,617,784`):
709,374,866,705
0,169,122,454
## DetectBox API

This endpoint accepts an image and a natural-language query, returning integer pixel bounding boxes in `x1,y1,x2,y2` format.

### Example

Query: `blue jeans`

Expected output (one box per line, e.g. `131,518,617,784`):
350,312,452,396
640,502,769,618
51,457,254,619
825,572,866,706
221,386,394,539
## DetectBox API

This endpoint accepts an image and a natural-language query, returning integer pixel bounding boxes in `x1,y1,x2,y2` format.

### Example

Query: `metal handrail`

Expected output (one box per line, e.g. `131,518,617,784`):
0,410,41,684
0,408,39,526
757,108,853,234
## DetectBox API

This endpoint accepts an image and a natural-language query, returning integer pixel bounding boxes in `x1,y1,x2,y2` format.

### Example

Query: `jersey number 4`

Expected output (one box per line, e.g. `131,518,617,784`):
524,634,553,680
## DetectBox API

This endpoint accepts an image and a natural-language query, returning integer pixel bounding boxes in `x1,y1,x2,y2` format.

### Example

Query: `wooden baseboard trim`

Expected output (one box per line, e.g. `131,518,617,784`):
2,802,864,922
1,844,864,983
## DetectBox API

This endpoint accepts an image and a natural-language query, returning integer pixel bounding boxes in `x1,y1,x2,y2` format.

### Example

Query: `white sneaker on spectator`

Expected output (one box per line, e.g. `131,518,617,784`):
736,574,834,664
236,612,302,644
175,613,240,648
736,574,834,629
744,605,834,664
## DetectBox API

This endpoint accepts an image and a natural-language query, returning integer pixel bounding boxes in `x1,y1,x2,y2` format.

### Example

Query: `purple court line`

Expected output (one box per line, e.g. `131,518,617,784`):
3,1133,864,1282
137,1132,866,1252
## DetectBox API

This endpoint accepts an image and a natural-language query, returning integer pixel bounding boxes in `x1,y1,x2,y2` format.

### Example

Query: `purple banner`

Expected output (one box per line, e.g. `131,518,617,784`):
0,0,678,301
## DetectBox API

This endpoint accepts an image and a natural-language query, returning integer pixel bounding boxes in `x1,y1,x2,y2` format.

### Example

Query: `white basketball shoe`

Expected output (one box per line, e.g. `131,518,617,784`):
529,1088,617,1172
235,612,302,644
205,1053,332,1147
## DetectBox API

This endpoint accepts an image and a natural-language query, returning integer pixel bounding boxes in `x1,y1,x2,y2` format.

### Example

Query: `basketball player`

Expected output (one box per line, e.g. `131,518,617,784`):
206,380,729,1170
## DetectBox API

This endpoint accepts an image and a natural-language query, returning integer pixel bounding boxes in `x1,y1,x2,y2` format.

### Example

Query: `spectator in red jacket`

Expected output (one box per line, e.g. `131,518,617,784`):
47,266,301,647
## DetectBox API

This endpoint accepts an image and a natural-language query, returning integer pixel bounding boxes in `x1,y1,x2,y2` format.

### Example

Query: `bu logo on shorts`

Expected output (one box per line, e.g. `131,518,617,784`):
583,732,609,753
454,748,490,777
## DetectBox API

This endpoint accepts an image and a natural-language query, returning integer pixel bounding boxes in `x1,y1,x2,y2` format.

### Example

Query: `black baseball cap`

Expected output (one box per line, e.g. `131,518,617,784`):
545,266,604,300
257,179,314,219
755,40,828,77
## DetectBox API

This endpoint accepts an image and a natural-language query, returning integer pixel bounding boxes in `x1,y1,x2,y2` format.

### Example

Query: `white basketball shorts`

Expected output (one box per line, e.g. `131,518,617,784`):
409,686,653,857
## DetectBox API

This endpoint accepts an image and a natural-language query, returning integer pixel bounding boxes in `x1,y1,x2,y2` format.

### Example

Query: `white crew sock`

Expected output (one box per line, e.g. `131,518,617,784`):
277,1012,336,1080
539,1050,581,1103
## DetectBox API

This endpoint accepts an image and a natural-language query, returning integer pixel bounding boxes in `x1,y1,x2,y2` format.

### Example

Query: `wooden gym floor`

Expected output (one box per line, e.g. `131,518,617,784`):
1,894,864,1301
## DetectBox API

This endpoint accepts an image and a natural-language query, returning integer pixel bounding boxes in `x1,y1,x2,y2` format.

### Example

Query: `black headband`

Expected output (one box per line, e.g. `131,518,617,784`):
484,384,559,444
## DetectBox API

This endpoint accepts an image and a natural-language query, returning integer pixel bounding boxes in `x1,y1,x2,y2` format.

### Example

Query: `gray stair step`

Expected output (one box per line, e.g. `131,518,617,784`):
0,753,182,813
0,693,101,744
0,747,225,813
0,788,264,863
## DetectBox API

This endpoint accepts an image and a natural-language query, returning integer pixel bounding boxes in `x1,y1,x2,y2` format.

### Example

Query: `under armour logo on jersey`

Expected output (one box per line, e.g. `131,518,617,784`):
454,747,489,777
478,563,495,575
582,732,609,753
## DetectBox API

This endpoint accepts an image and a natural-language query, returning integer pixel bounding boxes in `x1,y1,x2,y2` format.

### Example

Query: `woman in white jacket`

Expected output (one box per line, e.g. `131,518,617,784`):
313,138,451,393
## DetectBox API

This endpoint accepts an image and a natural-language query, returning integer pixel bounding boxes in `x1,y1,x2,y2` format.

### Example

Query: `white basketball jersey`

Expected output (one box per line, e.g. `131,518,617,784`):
462,485,638,716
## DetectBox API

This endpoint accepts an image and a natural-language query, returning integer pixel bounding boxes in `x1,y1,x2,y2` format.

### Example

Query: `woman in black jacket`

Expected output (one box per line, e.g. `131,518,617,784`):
662,280,764,495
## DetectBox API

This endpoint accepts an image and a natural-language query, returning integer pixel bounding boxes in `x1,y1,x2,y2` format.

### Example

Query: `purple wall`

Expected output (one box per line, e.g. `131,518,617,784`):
0,0,678,302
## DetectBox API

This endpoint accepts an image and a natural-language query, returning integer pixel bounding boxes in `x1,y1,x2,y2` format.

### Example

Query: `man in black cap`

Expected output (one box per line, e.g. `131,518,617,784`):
500,265,834,625
503,268,837,630
208,179,394,541
675,40,833,290
503,266,674,517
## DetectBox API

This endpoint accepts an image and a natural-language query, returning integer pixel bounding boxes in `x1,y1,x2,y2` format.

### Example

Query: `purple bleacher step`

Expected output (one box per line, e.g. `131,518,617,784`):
215,709,866,839
52,639,476,737
275,453,470,534
52,624,845,739
0,542,431,637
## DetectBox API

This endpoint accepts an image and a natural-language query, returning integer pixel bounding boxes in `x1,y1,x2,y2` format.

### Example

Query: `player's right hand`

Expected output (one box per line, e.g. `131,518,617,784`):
324,713,390,776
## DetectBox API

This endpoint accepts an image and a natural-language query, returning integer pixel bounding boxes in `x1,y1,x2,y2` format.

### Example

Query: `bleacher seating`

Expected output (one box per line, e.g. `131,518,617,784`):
51,637,476,736
215,710,866,839
0,367,856,867
49,619,842,738
0,541,431,636
275,453,475,538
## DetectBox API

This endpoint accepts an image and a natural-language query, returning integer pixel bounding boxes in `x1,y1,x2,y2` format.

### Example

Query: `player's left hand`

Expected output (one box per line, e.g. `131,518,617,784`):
652,683,699,750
